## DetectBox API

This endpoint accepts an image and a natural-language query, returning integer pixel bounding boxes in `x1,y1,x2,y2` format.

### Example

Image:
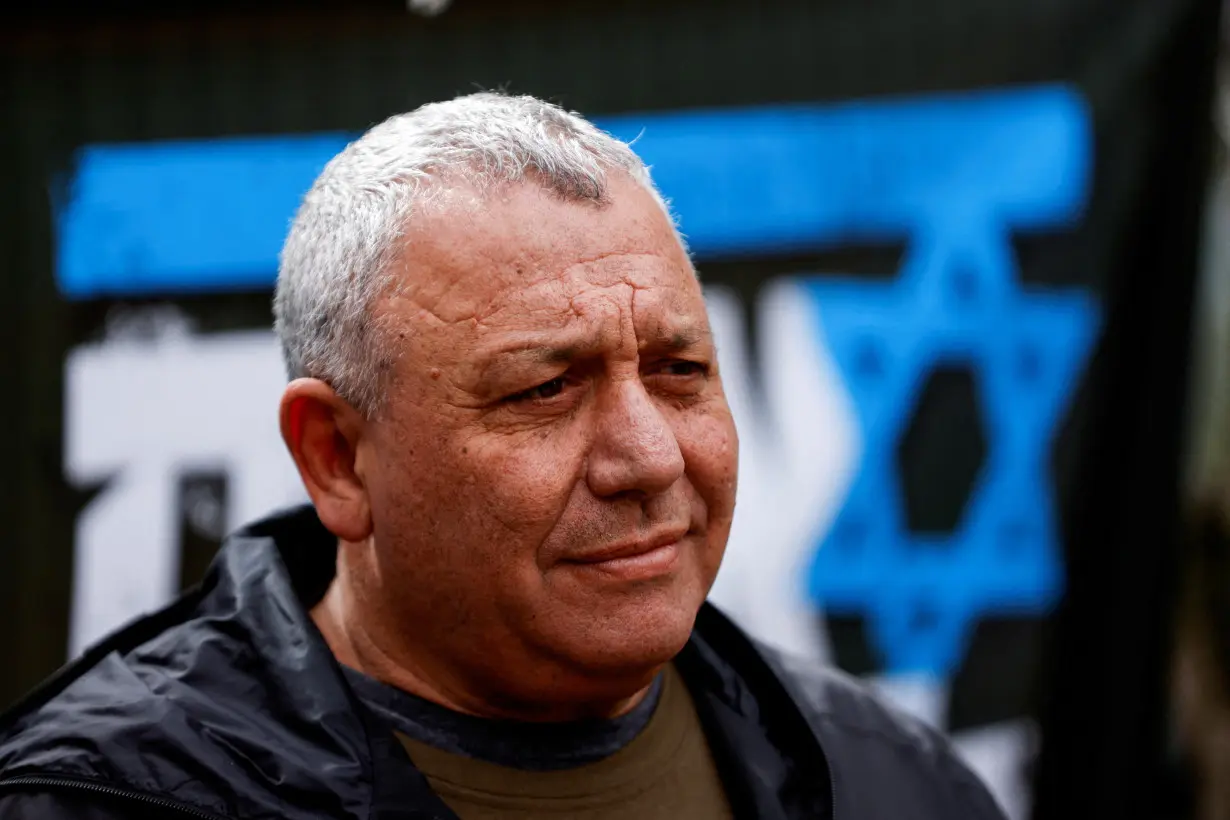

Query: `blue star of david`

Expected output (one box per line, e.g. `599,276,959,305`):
803,237,1100,677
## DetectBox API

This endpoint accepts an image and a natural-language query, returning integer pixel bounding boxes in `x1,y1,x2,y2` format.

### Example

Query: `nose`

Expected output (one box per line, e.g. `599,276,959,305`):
586,377,686,499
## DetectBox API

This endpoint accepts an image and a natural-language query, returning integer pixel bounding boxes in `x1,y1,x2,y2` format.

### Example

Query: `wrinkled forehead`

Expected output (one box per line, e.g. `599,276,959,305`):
382,177,700,331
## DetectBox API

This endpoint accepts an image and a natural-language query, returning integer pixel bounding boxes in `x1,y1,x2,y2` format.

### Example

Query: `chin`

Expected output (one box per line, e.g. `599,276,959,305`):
555,589,704,677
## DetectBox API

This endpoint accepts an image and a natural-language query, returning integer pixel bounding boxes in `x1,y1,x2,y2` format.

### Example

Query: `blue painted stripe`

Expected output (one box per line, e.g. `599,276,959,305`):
55,84,1090,299
56,134,352,298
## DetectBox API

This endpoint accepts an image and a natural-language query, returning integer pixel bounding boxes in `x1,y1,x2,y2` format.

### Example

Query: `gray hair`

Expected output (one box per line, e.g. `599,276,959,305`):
274,91,678,418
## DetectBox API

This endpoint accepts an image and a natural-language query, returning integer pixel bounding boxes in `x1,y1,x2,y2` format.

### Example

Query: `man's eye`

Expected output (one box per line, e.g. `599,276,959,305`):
508,377,567,403
659,361,708,377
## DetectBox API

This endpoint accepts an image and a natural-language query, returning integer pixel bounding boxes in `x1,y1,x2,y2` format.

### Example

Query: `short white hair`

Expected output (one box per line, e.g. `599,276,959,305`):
274,91,678,418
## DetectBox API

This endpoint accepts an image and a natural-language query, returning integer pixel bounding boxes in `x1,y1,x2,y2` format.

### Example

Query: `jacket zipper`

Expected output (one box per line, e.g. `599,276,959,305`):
0,775,233,819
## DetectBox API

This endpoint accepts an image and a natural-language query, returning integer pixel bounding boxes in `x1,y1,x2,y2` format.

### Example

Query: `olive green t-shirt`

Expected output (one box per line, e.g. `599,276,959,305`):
394,665,733,820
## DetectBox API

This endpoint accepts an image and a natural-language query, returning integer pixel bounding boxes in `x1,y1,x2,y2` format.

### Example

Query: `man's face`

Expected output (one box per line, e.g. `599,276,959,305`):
356,175,737,706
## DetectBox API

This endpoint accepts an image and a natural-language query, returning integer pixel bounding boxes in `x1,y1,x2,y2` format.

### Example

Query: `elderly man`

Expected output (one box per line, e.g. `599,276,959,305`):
0,93,1004,819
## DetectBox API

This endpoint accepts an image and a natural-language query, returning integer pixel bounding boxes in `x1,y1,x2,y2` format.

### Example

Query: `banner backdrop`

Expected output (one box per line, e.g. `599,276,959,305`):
1,2,1219,818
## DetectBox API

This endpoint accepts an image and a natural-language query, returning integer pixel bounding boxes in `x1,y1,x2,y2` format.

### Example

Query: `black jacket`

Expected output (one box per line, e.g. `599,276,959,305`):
0,506,1005,819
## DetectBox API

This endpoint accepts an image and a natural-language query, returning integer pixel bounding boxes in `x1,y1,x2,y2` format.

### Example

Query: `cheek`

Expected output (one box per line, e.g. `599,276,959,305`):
683,400,738,477
458,429,587,537
678,405,739,518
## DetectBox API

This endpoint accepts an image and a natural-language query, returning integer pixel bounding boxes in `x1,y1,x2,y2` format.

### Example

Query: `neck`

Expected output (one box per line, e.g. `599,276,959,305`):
310,567,658,723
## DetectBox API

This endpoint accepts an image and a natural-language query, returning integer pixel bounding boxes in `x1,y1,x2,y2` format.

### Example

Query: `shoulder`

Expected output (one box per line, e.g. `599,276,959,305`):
0,644,239,818
755,642,1006,820
0,589,372,820
757,642,949,752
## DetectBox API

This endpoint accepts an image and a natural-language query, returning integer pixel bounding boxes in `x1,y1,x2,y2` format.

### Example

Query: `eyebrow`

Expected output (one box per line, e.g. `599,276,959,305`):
641,324,711,352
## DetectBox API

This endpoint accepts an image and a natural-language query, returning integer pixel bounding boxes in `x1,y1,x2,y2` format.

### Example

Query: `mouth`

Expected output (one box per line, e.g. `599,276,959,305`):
564,529,689,564
560,529,689,580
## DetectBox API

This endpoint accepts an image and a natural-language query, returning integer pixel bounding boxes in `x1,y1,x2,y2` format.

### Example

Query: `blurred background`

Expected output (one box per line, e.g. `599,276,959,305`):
1,1,1228,818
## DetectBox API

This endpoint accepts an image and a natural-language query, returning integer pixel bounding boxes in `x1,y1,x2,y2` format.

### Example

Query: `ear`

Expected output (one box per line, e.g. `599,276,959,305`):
279,378,373,543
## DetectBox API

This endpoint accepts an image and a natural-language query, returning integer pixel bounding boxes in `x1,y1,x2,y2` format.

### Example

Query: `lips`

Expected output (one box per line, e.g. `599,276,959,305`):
563,528,689,565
